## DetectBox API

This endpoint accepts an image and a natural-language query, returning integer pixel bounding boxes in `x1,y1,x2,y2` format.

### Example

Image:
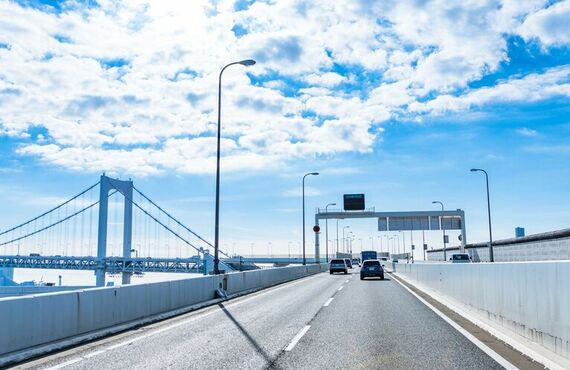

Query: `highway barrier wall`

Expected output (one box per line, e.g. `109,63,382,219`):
0,264,327,361
0,286,92,298
394,261,570,361
427,228,570,262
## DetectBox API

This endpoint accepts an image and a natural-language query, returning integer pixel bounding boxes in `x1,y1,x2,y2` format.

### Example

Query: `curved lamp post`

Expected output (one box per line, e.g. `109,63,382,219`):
471,168,494,262
342,226,350,253
432,201,446,262
214,59,256,275
302,172,319,265
325,202,336,263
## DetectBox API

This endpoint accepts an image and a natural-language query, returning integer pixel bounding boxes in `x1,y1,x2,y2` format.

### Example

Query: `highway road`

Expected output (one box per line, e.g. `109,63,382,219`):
19,268,506,370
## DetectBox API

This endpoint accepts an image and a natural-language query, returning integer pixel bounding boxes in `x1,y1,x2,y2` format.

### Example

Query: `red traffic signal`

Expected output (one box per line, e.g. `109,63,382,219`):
313,225,320,233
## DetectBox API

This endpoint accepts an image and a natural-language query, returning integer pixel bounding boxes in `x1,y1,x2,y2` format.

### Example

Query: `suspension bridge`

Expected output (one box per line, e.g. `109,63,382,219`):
0,175,261,286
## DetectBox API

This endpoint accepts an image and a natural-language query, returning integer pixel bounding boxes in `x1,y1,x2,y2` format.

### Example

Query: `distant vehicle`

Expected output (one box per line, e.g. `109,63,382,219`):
450,253,471,263
360,259,384,280
361,250,377,262
29,253,40,257
344,258,353,268
330,259,348,274
352,258,361,267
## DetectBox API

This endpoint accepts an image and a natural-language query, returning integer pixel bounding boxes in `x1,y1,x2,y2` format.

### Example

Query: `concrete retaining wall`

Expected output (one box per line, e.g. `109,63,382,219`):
0,264,327,359
394,262,570,361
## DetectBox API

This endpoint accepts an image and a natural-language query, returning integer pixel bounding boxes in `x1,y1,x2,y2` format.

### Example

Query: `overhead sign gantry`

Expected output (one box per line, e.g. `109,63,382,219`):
313,209,466,263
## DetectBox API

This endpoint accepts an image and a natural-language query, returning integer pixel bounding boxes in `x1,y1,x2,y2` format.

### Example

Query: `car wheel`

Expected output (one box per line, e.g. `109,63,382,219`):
381,274,385,280
360,276,364,280
344,270,348,274
329,271,333,274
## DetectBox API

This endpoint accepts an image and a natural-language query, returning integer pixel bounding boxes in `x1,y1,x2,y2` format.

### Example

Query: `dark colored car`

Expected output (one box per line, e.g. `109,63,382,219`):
360,260,384,280
330,259,348,274
344,258,353,268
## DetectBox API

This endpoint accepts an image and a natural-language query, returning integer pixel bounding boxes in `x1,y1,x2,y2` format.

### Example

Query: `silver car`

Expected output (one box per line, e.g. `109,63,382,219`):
329,259,348,274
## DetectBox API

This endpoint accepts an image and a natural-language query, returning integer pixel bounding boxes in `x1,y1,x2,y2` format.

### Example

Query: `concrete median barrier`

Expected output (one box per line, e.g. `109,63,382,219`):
394,261,570,363
0,264,328,364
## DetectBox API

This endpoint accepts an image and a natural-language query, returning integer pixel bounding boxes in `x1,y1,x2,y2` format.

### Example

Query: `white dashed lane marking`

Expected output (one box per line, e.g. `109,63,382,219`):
284,325,311,352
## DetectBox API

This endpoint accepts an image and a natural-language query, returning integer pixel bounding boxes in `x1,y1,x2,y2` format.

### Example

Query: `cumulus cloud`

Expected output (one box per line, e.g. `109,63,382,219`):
0,0,569,176
518,1,570,47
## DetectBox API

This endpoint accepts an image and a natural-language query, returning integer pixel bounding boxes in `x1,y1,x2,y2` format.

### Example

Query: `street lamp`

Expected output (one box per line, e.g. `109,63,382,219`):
336,219,339,256
325,202,336,263
471,168,494,262
394,234,400,254
302,172,319,265
214,59,256,275
432,201,446,261
130,248,138,258
342,226,350,253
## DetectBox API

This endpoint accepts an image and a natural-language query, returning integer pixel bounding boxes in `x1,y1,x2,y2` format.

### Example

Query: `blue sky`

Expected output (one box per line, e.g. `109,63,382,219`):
1,0,570,259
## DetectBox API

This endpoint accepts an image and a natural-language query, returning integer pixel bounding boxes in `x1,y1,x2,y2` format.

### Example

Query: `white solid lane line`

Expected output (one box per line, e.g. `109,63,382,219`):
323,298,334,307
338,286,343,291
390,274,517,370
284,325,311,352
45,358,83,370
344,280,349,283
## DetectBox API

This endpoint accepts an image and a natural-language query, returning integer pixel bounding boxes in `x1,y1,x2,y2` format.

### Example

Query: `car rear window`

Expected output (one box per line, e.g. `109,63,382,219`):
362,260,380,266
331,259,345,264
452,254,469,260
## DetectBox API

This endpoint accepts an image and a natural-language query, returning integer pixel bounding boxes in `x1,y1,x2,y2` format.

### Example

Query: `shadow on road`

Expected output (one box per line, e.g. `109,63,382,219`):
218,303,281,369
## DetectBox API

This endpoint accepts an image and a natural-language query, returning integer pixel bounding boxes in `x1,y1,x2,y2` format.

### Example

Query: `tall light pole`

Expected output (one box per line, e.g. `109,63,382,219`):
432,201,446,262
342,226,350,253
214,59,256,275
336,219,339,256
302,172,319,265
395,234,400,254
471,168,494,262
324,202,336,263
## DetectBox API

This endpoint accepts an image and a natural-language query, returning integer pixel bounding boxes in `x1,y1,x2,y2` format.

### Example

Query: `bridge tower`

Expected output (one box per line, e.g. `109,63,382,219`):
96,175,134,287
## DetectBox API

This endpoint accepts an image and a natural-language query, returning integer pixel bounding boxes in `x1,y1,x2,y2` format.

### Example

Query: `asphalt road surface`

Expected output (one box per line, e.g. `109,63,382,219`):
18,268,504,370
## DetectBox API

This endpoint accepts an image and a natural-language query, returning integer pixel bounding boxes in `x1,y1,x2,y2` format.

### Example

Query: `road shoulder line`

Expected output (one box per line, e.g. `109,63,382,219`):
390,273,521,370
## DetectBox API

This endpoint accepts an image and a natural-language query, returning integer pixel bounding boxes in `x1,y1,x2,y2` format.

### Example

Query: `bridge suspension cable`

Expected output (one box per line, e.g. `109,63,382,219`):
133,186,227,257
0,190,117,247
0,181,100,237
104,179,204,254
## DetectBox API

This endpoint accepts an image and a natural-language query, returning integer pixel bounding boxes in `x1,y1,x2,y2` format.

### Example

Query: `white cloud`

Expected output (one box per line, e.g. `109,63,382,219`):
518,1,570,47
305,72,347,87
516,127,539,137
282,186,321,197
1,0,569,176
409,66,570,115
